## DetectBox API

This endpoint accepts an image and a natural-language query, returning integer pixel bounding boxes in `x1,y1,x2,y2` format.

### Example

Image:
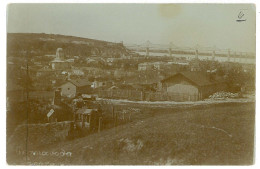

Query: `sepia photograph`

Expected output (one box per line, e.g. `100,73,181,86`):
5,3,256,165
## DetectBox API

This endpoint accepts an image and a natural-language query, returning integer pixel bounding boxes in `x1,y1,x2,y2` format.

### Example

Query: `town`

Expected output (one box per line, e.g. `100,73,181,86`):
6,32,255,165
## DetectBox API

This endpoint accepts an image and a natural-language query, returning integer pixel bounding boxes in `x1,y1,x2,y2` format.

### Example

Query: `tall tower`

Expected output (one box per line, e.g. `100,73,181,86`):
56,48,64,60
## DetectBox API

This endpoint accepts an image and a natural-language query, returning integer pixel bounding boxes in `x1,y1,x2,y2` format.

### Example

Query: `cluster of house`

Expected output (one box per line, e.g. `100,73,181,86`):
47,48,238,101
138,61,189,71
55,71,228,102
9,47,250,105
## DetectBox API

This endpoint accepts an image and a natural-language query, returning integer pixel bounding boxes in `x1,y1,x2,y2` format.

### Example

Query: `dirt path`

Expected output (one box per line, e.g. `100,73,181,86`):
97,96,255,107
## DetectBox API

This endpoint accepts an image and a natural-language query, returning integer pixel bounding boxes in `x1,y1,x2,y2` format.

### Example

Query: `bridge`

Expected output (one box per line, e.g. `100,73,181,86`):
125,41,255,61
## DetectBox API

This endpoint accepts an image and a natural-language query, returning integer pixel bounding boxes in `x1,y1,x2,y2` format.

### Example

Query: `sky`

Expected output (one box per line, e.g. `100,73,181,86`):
7,3,256,53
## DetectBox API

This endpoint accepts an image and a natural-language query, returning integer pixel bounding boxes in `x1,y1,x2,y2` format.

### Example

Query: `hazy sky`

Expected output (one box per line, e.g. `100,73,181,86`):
7,3,256,53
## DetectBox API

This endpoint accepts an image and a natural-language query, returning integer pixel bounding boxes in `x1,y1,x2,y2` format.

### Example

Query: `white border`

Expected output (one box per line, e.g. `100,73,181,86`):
0,0,258,169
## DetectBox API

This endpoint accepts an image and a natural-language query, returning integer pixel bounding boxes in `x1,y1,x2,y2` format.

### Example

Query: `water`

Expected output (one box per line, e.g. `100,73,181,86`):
136,52,255,64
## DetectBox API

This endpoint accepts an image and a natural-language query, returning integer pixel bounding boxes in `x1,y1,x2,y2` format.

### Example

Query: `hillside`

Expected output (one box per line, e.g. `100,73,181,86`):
7,33,129,57
8,102,255,165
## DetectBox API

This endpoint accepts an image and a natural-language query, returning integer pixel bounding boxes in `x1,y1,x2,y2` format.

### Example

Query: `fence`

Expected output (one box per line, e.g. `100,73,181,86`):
98,89,199,102
98,89,143,101
144,91,198,101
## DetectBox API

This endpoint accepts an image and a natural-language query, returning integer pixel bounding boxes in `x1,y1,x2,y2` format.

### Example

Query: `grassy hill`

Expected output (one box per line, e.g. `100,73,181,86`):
7,33,128,57
8,102,255,165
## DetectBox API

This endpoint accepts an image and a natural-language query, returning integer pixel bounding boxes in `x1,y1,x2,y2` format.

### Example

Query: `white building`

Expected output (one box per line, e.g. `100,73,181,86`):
72,69,85,76
51,48,72,70
138,63,153,71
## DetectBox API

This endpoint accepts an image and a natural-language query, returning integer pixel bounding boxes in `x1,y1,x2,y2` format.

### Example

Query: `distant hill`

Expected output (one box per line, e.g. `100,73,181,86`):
7,33,129,58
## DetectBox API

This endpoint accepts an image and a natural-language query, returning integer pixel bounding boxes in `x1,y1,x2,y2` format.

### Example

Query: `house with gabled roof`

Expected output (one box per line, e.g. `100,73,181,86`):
59,79,92,98
159,71,227,100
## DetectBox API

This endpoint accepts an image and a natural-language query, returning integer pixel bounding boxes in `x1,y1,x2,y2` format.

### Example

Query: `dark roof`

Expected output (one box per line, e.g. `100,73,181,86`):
161,71,225,87
69,79,92,87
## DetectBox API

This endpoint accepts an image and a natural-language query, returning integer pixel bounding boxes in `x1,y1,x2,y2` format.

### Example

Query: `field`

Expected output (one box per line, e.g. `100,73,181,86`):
9,102,255,165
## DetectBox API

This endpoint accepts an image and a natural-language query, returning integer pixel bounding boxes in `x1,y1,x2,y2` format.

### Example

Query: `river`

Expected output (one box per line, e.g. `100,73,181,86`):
136,52,255,64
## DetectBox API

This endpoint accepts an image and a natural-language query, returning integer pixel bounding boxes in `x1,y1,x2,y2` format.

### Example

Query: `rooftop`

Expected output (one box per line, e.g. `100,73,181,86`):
69,79,92,87
161,71,225,87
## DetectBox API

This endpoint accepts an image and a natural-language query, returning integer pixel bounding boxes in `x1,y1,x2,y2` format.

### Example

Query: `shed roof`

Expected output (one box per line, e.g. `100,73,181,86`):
161,71,225,87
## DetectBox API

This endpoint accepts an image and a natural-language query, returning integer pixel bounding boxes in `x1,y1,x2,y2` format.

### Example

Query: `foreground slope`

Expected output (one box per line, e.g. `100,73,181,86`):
9,102,255,165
